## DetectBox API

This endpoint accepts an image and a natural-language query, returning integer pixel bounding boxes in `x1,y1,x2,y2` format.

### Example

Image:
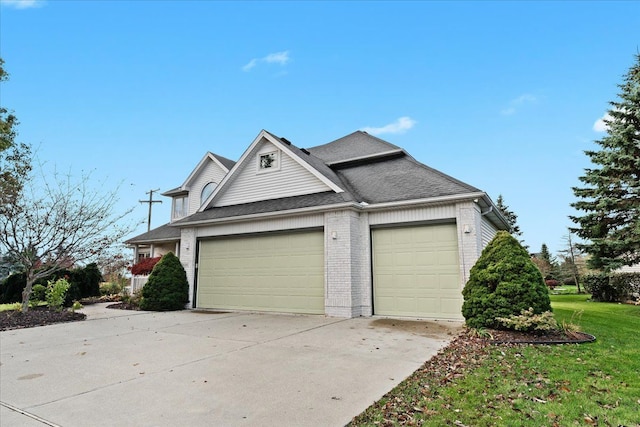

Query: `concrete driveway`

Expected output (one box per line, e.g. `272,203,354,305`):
1,304,461,427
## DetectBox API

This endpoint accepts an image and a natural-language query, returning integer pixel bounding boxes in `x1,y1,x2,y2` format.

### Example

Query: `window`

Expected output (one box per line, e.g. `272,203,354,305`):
200,182,217,205
172,196,188,220
258,151,278,171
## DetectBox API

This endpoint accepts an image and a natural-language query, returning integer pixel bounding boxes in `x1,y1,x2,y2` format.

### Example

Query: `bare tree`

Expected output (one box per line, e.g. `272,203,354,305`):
558,231,585,293
0,164,133,311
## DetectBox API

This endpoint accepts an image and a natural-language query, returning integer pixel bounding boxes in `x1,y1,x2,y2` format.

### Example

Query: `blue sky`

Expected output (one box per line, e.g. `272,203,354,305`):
1,0,639,255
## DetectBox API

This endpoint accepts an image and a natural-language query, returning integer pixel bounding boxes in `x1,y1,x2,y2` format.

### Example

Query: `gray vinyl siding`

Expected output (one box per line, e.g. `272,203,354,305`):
481,217,498,248
196,213,325,238
215,141,332,207
368,205,457,226
187,160,228,215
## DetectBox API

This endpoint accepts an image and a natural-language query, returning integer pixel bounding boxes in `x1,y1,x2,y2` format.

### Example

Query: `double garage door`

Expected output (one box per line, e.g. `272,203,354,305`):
196,230,324,314
195,223,461,319
372,223,462,319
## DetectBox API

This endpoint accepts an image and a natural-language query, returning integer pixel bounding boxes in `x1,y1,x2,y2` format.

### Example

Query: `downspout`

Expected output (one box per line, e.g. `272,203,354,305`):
480,206,493,216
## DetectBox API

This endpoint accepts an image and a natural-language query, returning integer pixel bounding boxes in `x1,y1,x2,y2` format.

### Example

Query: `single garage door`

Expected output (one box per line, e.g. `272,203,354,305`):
372,223,461,319
197,230,324,314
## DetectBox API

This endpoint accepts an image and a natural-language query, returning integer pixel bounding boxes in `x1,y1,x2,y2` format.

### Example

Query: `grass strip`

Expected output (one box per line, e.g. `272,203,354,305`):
349,294,640,426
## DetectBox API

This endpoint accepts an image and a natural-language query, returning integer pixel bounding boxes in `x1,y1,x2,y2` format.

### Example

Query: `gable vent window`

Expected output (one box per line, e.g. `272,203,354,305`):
200,182,217,205
258,151,279,172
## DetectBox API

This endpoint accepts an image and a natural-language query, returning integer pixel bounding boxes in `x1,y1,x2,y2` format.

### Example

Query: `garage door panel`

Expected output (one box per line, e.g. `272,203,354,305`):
373,224,461,319
197,231,324,314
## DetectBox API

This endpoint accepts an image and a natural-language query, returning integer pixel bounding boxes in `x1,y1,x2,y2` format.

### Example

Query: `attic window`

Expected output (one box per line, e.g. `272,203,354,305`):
200,182,217,205
258,151,279,171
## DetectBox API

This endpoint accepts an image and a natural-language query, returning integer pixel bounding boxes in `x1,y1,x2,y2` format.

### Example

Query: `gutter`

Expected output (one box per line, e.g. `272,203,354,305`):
362,192,488,211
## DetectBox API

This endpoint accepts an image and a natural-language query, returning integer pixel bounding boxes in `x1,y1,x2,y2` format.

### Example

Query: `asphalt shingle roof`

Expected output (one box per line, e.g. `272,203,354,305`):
137,130,485,233
307,131,403,164
125,223,181,244
173,191,350,224
333,155,480,204
212,153,236,171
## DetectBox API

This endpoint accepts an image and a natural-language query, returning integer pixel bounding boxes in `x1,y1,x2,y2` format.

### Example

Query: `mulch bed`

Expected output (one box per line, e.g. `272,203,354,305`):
487,328,595,344
0,307,86,332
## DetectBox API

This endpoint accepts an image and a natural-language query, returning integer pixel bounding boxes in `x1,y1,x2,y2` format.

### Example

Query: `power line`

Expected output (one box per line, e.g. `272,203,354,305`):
139,189,162,232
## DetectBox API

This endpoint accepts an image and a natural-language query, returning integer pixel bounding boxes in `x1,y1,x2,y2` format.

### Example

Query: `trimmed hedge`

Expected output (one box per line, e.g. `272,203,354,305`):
140,252,189,311
0,264,103,304
462,231,551,329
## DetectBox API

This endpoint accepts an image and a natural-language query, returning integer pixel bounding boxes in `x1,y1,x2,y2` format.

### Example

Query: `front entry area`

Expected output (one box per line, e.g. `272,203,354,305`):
372,223,462,319
196,230,325,314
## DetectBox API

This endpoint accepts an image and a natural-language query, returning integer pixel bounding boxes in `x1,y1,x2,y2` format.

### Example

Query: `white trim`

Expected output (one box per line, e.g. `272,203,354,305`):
180,152,231,192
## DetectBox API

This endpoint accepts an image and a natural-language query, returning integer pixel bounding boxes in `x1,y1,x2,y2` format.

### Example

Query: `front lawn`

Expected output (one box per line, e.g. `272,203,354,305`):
350,295,640,426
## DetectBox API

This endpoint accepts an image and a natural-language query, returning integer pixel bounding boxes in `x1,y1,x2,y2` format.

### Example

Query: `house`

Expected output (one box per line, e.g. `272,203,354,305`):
126,130,509,320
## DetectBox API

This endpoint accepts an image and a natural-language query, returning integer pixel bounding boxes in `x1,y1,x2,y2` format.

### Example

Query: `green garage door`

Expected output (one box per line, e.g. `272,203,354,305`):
197,230,324,314
372,223,461,319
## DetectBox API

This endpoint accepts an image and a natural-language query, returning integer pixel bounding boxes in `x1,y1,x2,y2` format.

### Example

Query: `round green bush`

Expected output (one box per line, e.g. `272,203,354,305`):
140,252,189,311
462,231,551,329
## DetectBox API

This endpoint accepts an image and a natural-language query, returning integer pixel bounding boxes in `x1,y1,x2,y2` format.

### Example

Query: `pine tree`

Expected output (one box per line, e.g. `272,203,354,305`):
571,54,640,271
532,243,558,280
495,195,521,237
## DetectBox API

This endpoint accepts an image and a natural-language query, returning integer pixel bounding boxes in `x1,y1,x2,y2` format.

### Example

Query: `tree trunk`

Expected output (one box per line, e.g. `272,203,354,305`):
21,277,35,312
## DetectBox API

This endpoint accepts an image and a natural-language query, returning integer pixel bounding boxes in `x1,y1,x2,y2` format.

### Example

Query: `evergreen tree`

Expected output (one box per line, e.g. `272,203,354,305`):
495,194,527,249
495,195,521,237
140,252,189,311
462,231,551,329
571,54,640,271
531,243,557,280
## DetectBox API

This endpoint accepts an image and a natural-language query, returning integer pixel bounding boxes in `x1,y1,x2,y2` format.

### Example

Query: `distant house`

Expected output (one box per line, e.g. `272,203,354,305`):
126,130,509,320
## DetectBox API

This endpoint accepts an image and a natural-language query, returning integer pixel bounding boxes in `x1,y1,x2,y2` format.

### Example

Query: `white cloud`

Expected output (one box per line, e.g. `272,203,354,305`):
241,59,258,72
242,51,290,72
264,51,290,65
0,0,44,9
361,117,417,136
593,112,612,132
500,93,537,115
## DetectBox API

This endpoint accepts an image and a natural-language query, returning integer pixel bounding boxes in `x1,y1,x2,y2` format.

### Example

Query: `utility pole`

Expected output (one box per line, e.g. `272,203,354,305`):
140,189,162,232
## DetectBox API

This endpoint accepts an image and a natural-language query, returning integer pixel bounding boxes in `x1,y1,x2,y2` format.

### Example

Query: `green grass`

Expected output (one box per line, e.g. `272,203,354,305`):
351,295,640,426
0,302,22,312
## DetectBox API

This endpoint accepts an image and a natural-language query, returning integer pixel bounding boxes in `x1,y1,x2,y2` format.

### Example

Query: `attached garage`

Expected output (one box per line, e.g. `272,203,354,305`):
196,230,325,314
372,223,461,319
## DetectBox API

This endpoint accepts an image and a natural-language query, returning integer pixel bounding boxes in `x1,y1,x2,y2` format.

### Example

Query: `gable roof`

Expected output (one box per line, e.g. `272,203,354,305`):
125,223,181,244
136,129,509,232
161,152,235,197
200,130,345,211
182,152,234,188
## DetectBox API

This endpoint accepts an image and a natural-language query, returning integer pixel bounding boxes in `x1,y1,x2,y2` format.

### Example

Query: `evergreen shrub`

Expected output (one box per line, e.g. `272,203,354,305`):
462,231,552,329
0,272,27,303
30,284,47,301
140,252,189,311
585,272,640,302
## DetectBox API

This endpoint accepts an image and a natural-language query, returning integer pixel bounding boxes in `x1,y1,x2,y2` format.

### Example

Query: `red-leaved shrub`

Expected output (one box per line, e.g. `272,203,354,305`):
545,279,560,289
131,257,162,276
